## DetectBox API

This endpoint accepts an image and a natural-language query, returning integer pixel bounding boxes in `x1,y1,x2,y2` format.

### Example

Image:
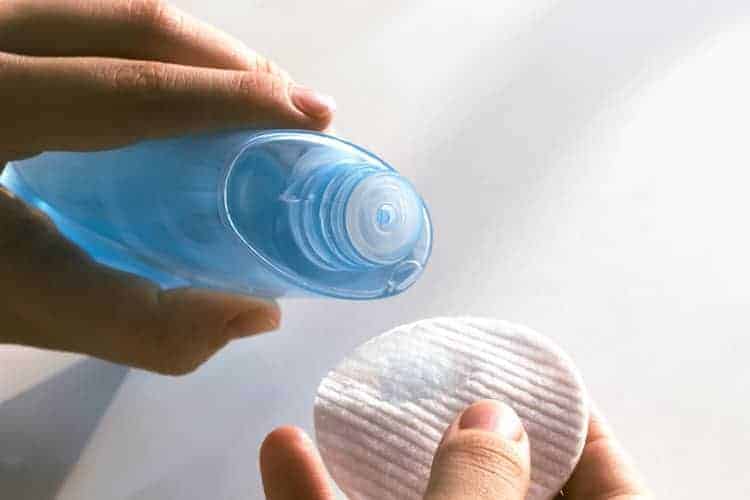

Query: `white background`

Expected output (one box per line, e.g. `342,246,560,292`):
2,0,750,498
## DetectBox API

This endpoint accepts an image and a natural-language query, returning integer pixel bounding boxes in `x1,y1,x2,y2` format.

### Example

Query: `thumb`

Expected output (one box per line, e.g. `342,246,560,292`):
424,400,530,500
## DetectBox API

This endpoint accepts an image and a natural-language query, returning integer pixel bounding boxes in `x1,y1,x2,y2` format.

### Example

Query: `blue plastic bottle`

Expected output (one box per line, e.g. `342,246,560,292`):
0,130,432,299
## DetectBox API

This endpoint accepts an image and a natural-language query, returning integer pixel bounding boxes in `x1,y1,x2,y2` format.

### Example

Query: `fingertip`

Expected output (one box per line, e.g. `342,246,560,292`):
260,426,333,500
261,426,312,460
158,288,280,338
457,399,525,442
438,400,528,451
426,400,531,500
225,300,281,339
290,85,337,125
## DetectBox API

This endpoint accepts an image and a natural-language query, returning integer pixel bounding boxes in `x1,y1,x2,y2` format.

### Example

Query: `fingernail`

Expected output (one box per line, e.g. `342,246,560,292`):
291,85,337,117
225,303,280,339
459,400,524,441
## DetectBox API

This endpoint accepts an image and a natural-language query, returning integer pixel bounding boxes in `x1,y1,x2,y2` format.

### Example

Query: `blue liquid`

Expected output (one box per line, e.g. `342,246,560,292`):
1,130,432,299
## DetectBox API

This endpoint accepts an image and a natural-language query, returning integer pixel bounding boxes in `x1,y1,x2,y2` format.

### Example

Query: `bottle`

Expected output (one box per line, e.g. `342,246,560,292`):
0,130,432,299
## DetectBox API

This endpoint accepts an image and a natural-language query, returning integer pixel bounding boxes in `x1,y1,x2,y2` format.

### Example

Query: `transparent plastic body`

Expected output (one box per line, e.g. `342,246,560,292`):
0,130,432,299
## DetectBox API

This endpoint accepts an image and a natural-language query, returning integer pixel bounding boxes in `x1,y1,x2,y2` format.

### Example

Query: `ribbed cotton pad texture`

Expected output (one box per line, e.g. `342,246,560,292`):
314,317,589,500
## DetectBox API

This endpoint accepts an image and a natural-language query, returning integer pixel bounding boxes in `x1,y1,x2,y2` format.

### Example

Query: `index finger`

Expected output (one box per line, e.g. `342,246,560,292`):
561,406,652,499
0,52,333,153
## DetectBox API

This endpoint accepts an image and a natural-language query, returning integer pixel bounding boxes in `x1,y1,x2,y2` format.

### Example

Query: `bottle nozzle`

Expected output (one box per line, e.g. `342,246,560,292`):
345,173,423,265
286,163,427,272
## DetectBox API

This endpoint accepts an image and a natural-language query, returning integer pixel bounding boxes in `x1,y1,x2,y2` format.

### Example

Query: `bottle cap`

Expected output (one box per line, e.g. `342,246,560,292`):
345,173,424,265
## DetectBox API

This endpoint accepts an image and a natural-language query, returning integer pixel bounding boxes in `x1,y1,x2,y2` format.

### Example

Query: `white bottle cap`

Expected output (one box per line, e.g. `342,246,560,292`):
345,172,424,265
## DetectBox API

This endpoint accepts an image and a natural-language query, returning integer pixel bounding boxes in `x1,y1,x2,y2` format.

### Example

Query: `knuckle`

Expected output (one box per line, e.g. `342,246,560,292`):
441,434,526,481
124,0,160,22
233,70,260,96
0,52,14,73
250,54,288,83
268,74,286,102
261,55,273,75
111,62,166,94
233,69,285,104
125,0,176,30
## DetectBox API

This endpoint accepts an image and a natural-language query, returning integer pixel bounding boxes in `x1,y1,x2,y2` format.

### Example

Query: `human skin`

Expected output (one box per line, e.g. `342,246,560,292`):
259,400,653,500
0,0,334,374
0,3,653,498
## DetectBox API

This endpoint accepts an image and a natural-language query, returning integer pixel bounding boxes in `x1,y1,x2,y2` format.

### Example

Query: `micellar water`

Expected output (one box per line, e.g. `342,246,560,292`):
0,130,432,299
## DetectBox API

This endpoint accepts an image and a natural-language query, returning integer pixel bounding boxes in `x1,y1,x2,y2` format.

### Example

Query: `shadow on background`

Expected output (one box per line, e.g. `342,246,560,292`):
0,358,128,499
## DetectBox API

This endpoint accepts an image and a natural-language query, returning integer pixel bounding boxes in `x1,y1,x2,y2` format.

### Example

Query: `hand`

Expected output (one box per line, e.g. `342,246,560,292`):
0,0,335,374
259,400,653,500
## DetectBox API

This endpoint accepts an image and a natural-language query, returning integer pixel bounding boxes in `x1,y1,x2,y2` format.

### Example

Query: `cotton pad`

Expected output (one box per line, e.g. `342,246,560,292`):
314,317,589,500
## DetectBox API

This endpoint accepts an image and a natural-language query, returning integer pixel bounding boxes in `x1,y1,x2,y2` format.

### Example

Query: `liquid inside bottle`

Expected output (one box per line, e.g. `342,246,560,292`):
0,130,432,299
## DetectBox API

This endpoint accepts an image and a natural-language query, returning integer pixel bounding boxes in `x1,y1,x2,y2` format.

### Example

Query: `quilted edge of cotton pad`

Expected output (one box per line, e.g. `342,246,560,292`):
313,317,590,500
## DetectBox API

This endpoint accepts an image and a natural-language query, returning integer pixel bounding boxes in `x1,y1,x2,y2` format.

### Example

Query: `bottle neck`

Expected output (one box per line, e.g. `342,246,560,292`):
286,163,383,271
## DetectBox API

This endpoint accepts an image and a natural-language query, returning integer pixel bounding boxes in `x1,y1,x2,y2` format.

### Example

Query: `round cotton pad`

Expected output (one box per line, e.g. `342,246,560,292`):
314,317,589,500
